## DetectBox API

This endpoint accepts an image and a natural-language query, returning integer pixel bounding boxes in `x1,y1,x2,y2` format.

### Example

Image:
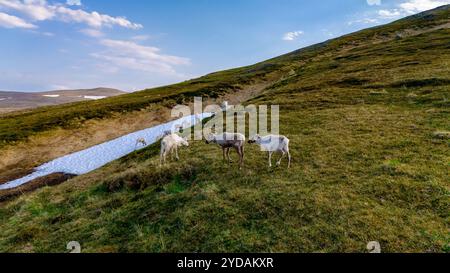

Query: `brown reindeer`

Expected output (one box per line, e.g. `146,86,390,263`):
205,132,245,169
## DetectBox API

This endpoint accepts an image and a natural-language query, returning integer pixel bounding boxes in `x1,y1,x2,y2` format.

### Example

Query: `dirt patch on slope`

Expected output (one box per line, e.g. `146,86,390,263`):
0,173,76,202
220,83,271,105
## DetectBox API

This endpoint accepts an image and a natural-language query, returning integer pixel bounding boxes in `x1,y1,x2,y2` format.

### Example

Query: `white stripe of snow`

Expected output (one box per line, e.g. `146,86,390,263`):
43,95,60,98
84,96,107,100
0,113,212,190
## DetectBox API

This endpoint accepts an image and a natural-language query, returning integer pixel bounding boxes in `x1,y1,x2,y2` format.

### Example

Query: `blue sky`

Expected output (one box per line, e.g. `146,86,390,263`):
0,0,448,92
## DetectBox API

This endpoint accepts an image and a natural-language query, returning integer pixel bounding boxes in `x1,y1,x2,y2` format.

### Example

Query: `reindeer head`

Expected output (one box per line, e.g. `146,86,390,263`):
181,136,189,147
248,134,261,144
205,133,216,144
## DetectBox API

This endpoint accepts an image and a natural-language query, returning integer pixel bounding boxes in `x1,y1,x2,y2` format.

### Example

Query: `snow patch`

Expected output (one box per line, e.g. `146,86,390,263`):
0,113,212,190
43,95,60,98
0,98,7,101
84,96,107,100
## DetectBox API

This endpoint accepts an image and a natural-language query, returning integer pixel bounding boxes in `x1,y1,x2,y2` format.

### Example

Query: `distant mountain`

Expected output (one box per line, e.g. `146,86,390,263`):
0,88,126,113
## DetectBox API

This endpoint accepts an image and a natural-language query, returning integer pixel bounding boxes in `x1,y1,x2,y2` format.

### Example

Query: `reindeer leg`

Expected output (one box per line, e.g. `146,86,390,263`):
268,152,273,168
240,145,244,167
175,146,180,161
287,151,291,168
161,150,166,165
223,148,227,162
227,148,233,163
160,143,166,165
277,151,286,167
235,147,242,169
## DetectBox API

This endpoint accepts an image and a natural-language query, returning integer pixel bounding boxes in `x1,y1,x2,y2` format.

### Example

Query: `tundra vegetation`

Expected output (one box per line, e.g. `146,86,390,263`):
0,6,449,253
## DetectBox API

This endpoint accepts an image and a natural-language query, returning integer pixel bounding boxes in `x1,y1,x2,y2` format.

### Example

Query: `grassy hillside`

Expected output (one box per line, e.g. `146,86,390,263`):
0,6,449,253
0,61,276,147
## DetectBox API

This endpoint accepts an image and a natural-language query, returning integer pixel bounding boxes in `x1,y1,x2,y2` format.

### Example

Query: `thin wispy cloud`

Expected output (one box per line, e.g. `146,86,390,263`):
40,31,54,36
131,35,151,41
66,0,81,6
91,39,190,75
0,11,36,28
367,0,381,6
79,28,104,37
348,16,379,25
378,9,402,18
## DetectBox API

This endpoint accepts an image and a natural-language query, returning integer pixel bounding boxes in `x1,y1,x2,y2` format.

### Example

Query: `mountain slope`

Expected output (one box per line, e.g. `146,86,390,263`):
0,6,449,253
0,88,125,114
1,5,449,146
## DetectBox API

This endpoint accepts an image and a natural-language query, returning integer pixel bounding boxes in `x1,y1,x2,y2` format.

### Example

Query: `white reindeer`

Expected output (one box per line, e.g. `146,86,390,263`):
135,138,148,150
205,132,245,169
248,134,291,168
160,134,189,165
367,241,381,253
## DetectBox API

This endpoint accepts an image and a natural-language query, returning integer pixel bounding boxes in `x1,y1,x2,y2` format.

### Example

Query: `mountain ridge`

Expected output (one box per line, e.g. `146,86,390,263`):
0,87,126,114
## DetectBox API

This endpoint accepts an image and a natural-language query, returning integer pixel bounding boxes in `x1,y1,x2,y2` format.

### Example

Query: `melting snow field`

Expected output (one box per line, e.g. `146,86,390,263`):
43,95,61,98
0,113,212,190
84,96,107,100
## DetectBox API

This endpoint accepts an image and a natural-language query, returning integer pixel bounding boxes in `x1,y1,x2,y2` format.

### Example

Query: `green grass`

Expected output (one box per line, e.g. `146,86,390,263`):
0,6,449,253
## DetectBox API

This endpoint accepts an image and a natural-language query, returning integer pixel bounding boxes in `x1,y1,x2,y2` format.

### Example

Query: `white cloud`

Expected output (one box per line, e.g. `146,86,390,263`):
55,6,142,29
367,0,382,6
0,0,142,29
91,39,190,75
399,0,450,14
79,28,103,37
66,0,81,6
373,0,450,22
356,0,449,27
0,11,36,28
0,0,55,21
378,9,402,18
282,30,304,41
